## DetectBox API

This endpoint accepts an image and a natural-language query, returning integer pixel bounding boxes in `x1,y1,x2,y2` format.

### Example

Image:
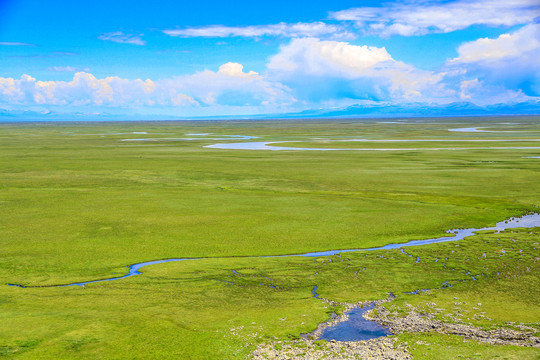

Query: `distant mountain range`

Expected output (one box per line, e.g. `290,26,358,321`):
272,100,540,119
1,100,539,121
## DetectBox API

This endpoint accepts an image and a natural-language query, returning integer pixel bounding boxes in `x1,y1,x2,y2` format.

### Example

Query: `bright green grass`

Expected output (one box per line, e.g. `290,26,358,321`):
0,117,539,358
398,333,540,360
1,118,539,285
379,228,540,327
0,227,537,359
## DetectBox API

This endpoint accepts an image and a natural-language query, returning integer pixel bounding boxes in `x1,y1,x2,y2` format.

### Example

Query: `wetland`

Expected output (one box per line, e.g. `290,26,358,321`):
0,116,539,359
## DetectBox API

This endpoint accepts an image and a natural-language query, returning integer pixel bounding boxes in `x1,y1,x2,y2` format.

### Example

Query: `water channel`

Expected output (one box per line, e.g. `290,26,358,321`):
8,214,540,288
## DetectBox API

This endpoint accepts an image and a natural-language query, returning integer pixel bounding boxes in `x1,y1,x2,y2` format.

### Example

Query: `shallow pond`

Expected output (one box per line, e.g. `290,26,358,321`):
318,304,390,342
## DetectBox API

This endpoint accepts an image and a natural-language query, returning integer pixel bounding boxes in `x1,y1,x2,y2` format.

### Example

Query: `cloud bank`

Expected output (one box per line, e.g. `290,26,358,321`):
2,24,539,115
331,0,539,37
0,63,293,111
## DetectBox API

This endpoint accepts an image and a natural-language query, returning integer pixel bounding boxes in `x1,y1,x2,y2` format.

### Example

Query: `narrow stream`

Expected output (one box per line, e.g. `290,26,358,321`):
7,214,540,288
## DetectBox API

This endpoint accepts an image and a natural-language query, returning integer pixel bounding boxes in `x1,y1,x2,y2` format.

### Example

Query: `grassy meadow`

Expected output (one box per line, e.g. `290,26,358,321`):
0,116,539,359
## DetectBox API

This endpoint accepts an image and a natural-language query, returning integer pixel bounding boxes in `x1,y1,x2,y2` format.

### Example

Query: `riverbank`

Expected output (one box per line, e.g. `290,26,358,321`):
366,302,540,348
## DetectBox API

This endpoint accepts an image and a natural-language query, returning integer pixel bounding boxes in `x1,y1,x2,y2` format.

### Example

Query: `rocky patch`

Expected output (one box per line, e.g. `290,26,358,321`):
251,293,539,359
252,337,411,360
365,303,540,348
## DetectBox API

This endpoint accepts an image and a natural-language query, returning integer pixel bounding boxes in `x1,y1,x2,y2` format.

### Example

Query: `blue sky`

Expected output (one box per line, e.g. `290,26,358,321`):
0,0,539,118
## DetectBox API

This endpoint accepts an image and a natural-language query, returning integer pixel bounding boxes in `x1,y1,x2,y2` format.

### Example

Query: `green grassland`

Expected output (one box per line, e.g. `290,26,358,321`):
0,116,539,359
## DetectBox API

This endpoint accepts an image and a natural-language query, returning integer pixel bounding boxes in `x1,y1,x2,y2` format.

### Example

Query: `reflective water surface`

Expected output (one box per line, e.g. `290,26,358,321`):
318,304,390,341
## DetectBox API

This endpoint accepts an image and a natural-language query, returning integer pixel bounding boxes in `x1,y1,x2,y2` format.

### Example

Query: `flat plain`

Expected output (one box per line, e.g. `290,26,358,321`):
0,116,539,359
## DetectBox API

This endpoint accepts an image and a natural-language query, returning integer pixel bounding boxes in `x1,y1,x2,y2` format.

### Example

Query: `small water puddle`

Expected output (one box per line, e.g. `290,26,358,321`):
318,304,390,341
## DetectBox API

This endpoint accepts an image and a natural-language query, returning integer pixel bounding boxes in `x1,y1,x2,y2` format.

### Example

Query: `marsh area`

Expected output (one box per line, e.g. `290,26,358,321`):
0,116,539,359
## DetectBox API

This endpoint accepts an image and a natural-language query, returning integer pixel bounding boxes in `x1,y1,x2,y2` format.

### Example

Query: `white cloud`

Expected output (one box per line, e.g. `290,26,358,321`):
450,23,540,63
269,38,392,75
0,63,294,109
0,42,35,46
163,22,355,40
217,62,260,78
331,0,539,37
160,63,293,107
267,38,446,103
98,31,146,45
2,33,539,115
445,24,540,97
454,77,532,104
0,72,183,107
459,79,480,100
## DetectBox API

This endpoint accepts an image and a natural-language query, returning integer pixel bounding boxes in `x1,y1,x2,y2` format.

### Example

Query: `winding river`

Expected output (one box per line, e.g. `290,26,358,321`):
7,214,540,288
115,131,540,153
14,129,539,344
204,136,540,151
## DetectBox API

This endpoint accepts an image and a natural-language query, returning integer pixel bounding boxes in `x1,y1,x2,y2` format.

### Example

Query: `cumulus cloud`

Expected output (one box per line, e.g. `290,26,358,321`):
98,31,146,45
269,39,392,75
160,63,293,107
453,78,529,104
267,38,446,103
217,62,260,78
2,33,539,115
0,63,294,110
445,24,540,97
163,22,355,40
331,0,539,37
